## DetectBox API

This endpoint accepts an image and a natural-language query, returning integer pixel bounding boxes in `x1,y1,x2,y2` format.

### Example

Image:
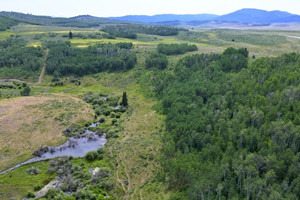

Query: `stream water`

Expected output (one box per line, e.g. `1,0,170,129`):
0,122,106,175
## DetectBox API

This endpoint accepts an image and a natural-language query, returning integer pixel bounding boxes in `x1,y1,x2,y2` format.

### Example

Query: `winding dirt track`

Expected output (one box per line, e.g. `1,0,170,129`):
38,49,49,83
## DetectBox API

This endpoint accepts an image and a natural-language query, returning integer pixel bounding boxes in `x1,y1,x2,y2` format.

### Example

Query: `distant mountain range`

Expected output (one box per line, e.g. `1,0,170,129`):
110,9,300,25
1,8,300,29
216,9,300,23
110,14,218,23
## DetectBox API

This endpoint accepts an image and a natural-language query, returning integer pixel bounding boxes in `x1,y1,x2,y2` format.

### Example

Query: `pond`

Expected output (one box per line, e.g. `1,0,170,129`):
0,122,106,175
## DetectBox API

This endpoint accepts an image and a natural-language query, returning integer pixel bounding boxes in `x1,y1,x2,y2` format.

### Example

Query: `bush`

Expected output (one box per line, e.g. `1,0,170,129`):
73,188,97,200
45,188,66,199
26,191,35,198
33,184,42,191
111,119,118,125
157,43,198,55
99,116,106,122
85,151,99,161
27,166,40,175
20,85,31,96
110,112,116,118
97,148,104,155
115,112,121,118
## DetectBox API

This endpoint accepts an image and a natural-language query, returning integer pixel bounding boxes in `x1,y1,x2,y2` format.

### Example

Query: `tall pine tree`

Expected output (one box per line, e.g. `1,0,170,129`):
69,31,73,39
121,91,128,107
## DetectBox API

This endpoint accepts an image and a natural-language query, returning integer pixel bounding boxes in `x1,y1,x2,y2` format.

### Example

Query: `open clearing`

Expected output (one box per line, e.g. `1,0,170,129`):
0,95,93,171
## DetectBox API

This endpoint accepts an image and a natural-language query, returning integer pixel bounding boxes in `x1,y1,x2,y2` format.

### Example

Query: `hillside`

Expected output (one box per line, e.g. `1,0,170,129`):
0,16,20,31
1,9,300,29
0,12,123,28
217,8,300,23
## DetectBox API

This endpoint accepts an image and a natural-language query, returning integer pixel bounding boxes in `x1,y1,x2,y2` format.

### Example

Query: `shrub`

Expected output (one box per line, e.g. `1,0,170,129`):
110,112,116,118
115,112,121,118
45,188,66,199
111,119,118,125
97,148,104,155
27,166,40,175
20,85,31,96
26,191,35,198
73,188,97,200
33,184,42,191
99,116,106,122
85,151,99,161
157,43,198,55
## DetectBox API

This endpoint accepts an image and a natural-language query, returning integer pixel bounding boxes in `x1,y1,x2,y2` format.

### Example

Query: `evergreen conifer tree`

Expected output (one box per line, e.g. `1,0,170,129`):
121,91,128,107
69,31,73,39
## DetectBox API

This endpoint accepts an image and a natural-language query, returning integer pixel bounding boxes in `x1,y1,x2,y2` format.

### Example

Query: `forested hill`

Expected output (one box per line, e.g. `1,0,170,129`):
153,48,300,199
0,12,123,28
0,16,20,31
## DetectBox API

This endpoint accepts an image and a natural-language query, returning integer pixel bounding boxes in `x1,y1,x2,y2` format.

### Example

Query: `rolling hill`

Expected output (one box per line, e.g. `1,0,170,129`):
0,12,124,28
109,14,218,23
109,9,300,25
216,8,300,23
0,15,19,31
1,9,299,30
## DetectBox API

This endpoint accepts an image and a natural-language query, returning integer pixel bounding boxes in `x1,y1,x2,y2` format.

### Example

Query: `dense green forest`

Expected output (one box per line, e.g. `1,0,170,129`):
101,24,186,39
45,41,137,76
0,16,19,31
152,48,300,199
157,43,198,55
0,38,43,80
145,52,168,69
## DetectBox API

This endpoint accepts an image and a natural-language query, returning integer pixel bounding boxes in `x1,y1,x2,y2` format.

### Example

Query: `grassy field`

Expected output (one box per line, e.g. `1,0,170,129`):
106,83,169,200
0,161,55,200
0,95,93,171
86,72,170,199
1,24,299,57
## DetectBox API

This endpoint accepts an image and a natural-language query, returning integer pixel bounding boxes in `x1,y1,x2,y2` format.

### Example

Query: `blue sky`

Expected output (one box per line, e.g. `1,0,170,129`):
1,0,300,17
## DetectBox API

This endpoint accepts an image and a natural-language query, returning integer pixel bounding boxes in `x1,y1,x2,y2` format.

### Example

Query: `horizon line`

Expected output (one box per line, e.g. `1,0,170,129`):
0,8,298,19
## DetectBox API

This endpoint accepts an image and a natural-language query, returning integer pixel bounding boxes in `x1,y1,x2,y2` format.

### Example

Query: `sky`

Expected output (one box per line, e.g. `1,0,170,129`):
1,0,300,17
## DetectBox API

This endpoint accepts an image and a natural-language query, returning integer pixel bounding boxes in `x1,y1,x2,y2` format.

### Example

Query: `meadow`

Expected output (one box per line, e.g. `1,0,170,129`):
1,23,299,56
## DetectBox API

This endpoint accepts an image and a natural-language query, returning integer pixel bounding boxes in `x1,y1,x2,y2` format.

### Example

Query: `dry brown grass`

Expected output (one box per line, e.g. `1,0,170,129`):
0,95,93,171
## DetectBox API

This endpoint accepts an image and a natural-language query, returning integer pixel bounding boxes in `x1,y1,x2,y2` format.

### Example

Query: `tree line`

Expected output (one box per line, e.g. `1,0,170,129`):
157,43,198,55
101,24,186,39
44,41,137,77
